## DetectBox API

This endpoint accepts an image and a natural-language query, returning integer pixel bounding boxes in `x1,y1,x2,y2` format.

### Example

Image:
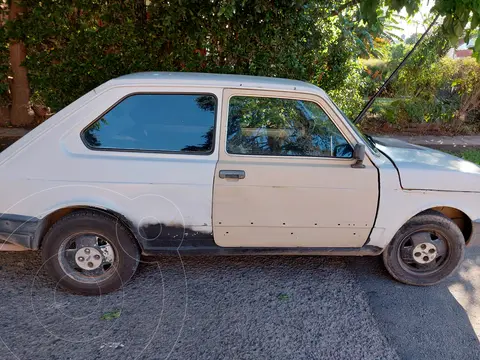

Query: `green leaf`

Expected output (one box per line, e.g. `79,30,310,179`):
100,309,121,321
453,20,463,37
471,12,480,29
475,36,480,53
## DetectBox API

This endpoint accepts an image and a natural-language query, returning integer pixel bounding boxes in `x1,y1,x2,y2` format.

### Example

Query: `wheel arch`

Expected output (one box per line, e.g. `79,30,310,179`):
415,206,473,245
34,205,140,250
372,199,476,249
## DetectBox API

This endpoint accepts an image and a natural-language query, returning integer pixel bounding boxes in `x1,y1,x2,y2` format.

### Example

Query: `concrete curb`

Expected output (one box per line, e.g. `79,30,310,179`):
382,135,480,150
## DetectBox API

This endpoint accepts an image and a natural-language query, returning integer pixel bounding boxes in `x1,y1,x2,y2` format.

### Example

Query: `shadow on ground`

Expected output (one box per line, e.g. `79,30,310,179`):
348,247,480,360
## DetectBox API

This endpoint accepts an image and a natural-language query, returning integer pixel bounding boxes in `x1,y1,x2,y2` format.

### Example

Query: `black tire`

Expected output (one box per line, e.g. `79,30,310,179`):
41,210,140,295
383,211,465,286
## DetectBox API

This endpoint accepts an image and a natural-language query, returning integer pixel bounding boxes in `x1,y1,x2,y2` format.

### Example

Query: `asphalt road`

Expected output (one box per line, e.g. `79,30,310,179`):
0,248,479,360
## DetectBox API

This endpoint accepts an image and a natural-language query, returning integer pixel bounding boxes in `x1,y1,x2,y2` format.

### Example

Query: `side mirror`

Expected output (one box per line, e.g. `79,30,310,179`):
351,143,365,169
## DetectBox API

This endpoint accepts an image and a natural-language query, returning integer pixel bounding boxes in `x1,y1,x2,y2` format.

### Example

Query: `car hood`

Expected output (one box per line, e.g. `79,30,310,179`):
373,137,480,192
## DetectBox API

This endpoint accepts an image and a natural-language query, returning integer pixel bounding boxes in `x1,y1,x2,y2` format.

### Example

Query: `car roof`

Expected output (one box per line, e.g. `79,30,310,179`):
106,72,325,95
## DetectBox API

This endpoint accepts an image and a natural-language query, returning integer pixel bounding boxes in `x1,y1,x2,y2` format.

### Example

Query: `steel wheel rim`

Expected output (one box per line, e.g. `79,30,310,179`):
397,229,450,274
58,233,117,284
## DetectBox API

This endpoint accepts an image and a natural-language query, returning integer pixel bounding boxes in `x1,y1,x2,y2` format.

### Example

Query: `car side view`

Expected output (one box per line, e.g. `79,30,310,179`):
0,73,479,295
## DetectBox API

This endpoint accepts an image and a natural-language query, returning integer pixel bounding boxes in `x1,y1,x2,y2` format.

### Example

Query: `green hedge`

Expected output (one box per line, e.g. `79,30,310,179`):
1,0,358,113
2,1,479,128
364,57,480,128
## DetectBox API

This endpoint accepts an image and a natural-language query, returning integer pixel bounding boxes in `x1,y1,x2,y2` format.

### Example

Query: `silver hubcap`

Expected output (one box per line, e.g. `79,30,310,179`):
75,247,103,270
412,242,437,264
60,234,117,282
399,230,448,272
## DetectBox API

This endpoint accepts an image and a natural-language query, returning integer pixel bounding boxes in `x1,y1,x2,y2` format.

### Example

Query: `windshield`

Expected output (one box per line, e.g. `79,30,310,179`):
329,100,379,154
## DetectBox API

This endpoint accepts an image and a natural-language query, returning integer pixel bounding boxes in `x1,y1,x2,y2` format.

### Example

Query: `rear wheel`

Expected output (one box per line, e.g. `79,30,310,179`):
42,210,140,295
383,211,465,286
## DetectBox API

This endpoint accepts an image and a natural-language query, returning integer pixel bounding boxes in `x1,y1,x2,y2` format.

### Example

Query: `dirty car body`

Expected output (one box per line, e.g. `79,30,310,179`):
0,73,479,294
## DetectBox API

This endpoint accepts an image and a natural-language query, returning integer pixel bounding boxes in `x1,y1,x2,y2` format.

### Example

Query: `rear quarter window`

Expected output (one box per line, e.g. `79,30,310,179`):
82,94,217,154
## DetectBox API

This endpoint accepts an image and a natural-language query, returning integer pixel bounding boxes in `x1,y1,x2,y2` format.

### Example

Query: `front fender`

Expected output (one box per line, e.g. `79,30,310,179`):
370,189,479,248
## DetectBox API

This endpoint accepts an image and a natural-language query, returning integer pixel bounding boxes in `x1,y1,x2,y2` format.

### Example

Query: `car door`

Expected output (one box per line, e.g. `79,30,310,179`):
213,89,379,248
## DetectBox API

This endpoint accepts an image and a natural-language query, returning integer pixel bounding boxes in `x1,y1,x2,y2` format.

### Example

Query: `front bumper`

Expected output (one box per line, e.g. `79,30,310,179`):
468,219,480,246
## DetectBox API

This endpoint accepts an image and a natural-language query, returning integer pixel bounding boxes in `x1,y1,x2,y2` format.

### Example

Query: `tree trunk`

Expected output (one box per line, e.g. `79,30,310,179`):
8,0,33,127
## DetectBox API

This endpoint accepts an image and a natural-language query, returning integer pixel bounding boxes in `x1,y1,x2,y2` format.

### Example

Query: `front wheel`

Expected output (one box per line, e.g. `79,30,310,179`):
42,210,140,295
383,211,465,286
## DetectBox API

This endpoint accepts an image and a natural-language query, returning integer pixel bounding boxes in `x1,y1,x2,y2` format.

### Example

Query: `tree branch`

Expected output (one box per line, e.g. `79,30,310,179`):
325,0,361,18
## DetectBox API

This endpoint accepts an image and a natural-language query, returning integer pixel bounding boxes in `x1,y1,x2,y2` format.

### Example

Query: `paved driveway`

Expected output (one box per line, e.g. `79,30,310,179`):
0,248,478,360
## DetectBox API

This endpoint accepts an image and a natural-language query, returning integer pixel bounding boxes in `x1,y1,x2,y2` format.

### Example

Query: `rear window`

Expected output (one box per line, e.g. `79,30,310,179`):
82,94,217,153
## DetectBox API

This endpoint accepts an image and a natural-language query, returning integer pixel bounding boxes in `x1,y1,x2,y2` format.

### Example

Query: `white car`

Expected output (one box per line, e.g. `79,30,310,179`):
0,73,478,295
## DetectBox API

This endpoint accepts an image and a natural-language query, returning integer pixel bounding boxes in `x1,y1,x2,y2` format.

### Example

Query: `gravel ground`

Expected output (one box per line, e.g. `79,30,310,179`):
0,248,479,360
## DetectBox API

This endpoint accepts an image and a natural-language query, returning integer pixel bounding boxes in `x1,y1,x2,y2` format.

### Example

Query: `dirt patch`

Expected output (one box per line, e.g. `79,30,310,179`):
0,106,10,127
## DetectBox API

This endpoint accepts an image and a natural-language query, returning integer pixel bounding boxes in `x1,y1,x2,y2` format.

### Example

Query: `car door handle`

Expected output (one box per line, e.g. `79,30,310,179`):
219,170,245,179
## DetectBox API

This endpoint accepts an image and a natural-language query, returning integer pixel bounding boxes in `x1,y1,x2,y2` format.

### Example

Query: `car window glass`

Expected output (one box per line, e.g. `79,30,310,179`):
83,94,216,153
226,96,352,158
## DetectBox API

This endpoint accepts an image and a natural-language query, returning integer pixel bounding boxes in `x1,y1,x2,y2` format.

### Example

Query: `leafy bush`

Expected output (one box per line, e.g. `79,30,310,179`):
328,62,365,119
359,58,391,97
361,58,389,77
445,58,480,123
371,98,432,124
0,1,479,131
364,45,480,129
460,149,480,165
14,0,361,112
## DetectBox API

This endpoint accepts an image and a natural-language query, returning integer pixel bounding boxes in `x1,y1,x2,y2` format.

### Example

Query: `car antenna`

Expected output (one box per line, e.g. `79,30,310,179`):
353,13,440,124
